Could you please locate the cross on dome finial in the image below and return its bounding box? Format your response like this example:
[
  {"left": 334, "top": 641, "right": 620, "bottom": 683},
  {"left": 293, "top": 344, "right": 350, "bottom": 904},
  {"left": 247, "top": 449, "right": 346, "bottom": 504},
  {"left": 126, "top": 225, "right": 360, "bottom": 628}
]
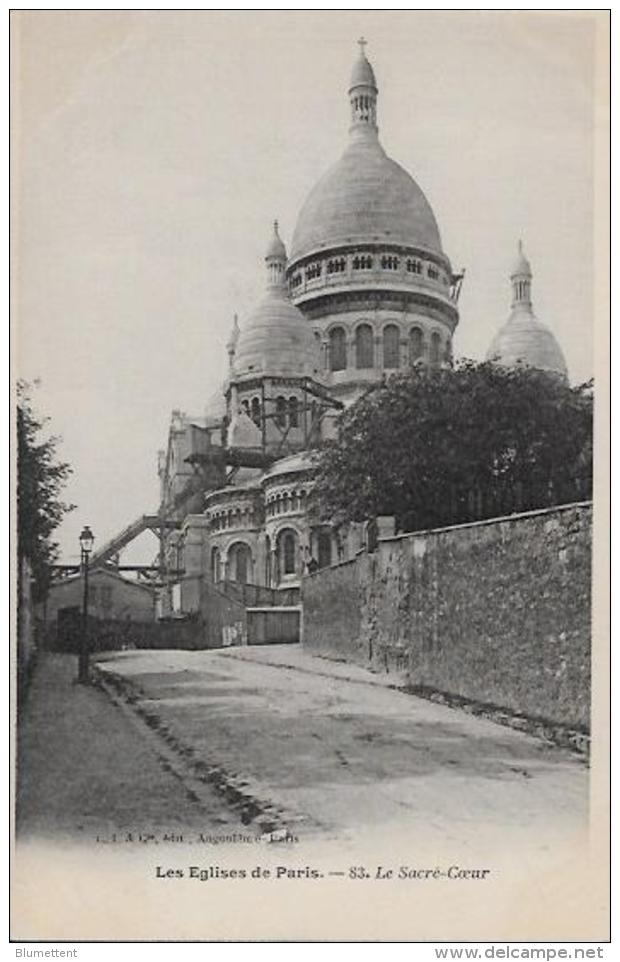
[
  {"left": 349, "top": 37, "right": 378, "bottom": 135},
  {"left": 265, "top": 219, "right": 287, "bottom": 287}
]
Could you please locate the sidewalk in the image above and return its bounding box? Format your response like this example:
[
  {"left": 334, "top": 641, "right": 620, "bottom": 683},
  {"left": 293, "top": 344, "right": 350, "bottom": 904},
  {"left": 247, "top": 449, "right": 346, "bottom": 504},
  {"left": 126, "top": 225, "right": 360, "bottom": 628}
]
[{"left": 16, "top": 652, "right": 242, "bottom": 843}]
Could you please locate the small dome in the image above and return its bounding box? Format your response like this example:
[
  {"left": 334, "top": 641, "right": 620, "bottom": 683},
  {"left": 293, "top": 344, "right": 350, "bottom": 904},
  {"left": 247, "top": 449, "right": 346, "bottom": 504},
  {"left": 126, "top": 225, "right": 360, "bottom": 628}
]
[
  {"left": 290, "top": 137, "right": 443, "bottom": 263},
  {"left": 350, "top": 52, "right": 376, "bottom": 90},
  {"left": 487, "top": 312, "right": 568, "bottom": 380},
  {"left": 266, "top": 220, "right": 286, "bottom": 261},
  {"left": 234, "top": 226, "right": 323, "bottom": 380},
  {"left": 511, "top": 240, "right": 532, "bottom": 277},
  {"left": 233, "top": 290, "right": 322, "bottom": 379}
]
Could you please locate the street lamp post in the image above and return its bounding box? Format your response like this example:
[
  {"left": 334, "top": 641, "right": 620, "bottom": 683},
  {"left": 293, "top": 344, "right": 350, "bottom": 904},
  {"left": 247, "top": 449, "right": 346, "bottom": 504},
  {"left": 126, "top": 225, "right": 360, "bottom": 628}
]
[{"left": 77, "top": 526, "right": 95, "bottom": 684}]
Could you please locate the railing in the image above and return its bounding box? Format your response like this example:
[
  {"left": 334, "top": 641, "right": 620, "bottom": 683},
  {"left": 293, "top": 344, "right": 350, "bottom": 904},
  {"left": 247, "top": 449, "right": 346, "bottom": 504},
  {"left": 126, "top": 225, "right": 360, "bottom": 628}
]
[{"left": 215, "top": 579, "right": 300, "bottom": 608}]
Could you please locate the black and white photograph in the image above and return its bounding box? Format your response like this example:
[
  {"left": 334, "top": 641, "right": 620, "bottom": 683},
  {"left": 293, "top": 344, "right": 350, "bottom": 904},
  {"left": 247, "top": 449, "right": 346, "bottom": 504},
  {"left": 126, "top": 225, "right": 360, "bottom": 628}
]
[{"left": 11, "top": 9, "right": 610, "bottom": 943}]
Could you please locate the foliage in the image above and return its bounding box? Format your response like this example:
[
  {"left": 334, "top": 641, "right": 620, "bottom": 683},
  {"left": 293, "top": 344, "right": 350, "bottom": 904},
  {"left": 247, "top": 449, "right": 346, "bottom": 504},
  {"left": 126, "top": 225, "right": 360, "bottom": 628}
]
[
  {"left": 311, "top": 361, "right": 593, "bottom": 533},
  {"left": 17, "top": 381, "right": 75, "bottom": 601}
]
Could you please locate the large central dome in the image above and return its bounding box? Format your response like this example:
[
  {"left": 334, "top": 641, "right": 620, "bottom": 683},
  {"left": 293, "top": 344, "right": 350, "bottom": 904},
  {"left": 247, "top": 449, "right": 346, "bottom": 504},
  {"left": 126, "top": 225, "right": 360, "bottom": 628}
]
[
  {"left": 289, "top": 46, "right": 443, "bottom": 265},
  {"left": 290, "top": 137, "right": 443, "bottom": 263}
]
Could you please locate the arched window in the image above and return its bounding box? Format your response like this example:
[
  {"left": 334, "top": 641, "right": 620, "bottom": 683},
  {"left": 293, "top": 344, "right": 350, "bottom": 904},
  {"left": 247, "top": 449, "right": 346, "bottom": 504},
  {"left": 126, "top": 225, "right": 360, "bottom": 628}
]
[
  {"left": 229, "top": 542, "right": 252, "bottom": 585},
  {"left": 383, "top": 324, "right": 400, "bottom": 369},
  {"left": 241, "top": 399, "right": 250, "bottom": 417},
  {"left": 381, "top": 255, "right": 399, "bottom": 270},
  {"left": 288, "top": 396, "right": 299, "bottom": 428},
  {"left": 356, "top": 324, "right": 374, "bottom": 369},
  {"left": 329, "top": 327, "right": 347, "bottom": 372},
  {"left": 410, "top": 327, "right": 424, "bottom": 363},
  {"left": 317, "top": 531, "right": 332, "bottom": 570},
  {"left": 251, "top": 397, "right": 261, "bottom": 427},
  {"left": 211, "top": 547, "right": 221, "bottom": 583},
  {"left": 275, "top": 396, "right": 286, "bottom": 428},
  {"left": 279, "top": 529, "right": 298, "bottom": 577},
  {"left": 430, "top": 331, "right": 442, "bottom": 366}
]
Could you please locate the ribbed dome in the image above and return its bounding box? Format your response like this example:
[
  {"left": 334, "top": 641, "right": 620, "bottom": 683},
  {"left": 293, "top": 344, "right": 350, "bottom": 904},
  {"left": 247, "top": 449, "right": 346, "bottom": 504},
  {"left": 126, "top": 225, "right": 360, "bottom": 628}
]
[
  {"left": 289, "top": 136, "right": 443, "bottom": 263},
  {"left": 233, "top": 291, "right": 322, "bottom": 379},
  {"left": 487, "top": 312, "right": 568, "bottom": 380}
]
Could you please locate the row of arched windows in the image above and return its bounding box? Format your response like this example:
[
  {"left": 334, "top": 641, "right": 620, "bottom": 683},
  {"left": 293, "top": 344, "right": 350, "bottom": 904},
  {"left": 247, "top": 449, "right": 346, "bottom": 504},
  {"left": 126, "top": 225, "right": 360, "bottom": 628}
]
[
  {"left": 289, "top": 253, "right": 450, "bottom": 289},
  {"left": 328, "top": 324, "right": 448, "bottom": 372},
  {"left": 241, "top": 394, "right": 314, "bottom": 431},
  {"left": 210, "top": 505, "right": 255, "bottom": 532},
  {"left": 266, "top": 489, "right": 308, "bottom": 518},
  {"left": 326, "top": 258, "right": 346, "bottom": 275},
  {"left": 239, "top": 397, "right": 263, "bottom": 427},
  {"left": 353, "top": 94, "right": 373, "bottom": 112},
  {"left": 381, "top": 255, "right": 399, "bottom": 270},
  {"left": 211, "top": 531, "right": 300, "bottom": 585}
]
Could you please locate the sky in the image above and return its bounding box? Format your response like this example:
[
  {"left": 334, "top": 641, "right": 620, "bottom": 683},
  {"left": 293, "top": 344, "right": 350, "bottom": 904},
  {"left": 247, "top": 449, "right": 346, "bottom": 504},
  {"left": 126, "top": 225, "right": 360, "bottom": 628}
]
[{"left": 13, "top": 10, "right": 604, "bottom": 565}]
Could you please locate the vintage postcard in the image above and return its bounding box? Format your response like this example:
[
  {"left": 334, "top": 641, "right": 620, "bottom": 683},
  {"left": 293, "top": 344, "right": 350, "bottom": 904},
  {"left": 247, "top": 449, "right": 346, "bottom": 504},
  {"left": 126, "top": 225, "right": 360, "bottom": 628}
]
[{"left": 11, "top": 9, "right": 610, "bottom": 943}]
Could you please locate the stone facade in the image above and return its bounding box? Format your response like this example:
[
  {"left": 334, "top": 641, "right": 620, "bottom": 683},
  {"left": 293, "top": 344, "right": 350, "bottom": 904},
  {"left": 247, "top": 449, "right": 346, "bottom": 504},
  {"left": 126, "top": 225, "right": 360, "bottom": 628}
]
[
  {"left": 302, "top": 503, "right": 592, "bottom": 730},
  {"left": 158, "top": 47, "right": 463, "bottom": 611},
  {"left": 155, "top": 45, "right": 569, "bottom": 615}
]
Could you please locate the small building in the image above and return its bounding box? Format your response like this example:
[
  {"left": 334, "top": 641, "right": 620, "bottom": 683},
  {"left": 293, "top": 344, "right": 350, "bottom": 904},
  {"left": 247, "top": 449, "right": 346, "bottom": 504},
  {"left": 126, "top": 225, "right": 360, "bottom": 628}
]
[{"left": 43, "top": 568, "right": 156, "bottom": 647}]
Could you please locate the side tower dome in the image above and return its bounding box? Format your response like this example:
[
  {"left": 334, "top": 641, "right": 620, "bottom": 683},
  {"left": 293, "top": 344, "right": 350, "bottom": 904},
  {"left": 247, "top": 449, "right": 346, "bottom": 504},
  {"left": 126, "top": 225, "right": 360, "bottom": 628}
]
[
  {"left": 226, "top": 224, "right": 326, "bottom": 456},
  {"left": 233, "top": 222, "right": 322, "bottom": 380},
  {"left": 487, "top": 242, "right": 568, "bottom": 380},
  {"left": 286, "top": 41, "right": 461, "bottom": 402}
]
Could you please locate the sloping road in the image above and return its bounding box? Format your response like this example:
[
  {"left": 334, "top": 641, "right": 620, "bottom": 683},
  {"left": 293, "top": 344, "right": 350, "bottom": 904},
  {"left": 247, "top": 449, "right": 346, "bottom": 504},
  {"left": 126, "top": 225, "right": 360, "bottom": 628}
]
[{"left": 94, "top": 645, "right": 588, "bottom": 849}]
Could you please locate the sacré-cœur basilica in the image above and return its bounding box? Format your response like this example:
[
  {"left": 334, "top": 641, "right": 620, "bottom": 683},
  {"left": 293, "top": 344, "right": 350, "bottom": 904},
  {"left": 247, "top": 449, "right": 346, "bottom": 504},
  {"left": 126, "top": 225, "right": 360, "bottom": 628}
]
[{"left": 92, "top": 42, "right": 568, "bottom": 616}]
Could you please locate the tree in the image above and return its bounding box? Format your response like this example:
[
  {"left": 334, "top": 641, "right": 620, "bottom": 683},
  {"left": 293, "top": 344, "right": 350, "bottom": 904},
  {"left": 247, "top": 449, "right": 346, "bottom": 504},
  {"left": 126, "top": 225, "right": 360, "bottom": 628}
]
[
  {"left": 311, "top": 361, "right": 593, "bottom": 533},
  {"left": 17, "top": 381, "right": 75, "bottom": 602}
]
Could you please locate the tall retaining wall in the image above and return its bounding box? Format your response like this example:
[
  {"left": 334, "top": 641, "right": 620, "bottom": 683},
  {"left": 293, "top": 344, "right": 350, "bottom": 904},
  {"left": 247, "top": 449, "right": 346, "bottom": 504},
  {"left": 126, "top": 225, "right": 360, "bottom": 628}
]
[{"left": 302, "top": 502, "right": 592, "bottom": 731}]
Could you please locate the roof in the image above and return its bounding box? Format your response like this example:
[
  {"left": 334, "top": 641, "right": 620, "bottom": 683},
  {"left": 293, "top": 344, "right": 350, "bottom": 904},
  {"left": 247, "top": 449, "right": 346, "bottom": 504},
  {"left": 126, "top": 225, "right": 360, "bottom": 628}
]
[
  {"left": 511, "top": 240, "right": 532, "bottom": 277},
  {"left": 261, "top": 451, "right": 316, "bottom": 481},
  {"left": 349, "top": 52, "right": 377, "bottom": 90},
  {"left": 289, "top": 136, "right": 443, "bottom": 264},
  {"left": 48, "top": 567, "right": 156, "bottom": 595},
  {"left": 233, "top": 289, "right": 322, "bottom": 379},
  {"left": 487, "top": 310, "right": 568, "bottom": 380},
  {"left": 265, "top": 221, "right": 287, "bottom": 260}
]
